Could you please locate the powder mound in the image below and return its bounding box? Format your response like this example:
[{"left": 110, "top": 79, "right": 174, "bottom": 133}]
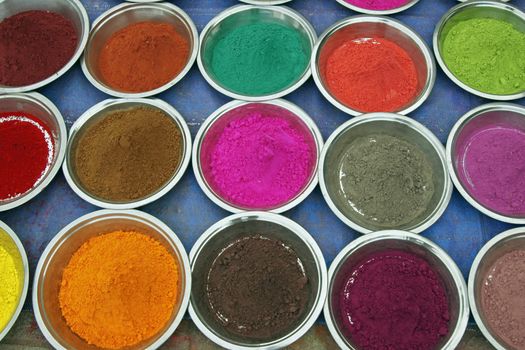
[
  {"left": 325, "top": 37, "right": 418, "bottom": 113},
  {"left": 0, "top": 10, "right": 78, "bottom": 87},
  {"left": 205, "top": 111, "right": 315, "bottom": 209},
  {"left": 338, "top": 250, "right": 450, "bottom": 350},
  {"left": 206, "top": 236, "right": 309, "bottom": 340},
  {"left": 0, "top": 236, "right": 21, "bottom": 332},
  {"left": 59, "top": 231, "right": 179, "bottom": 350},
  {"left": 344, "top": 0, "right": 411, "bottom": 10}
]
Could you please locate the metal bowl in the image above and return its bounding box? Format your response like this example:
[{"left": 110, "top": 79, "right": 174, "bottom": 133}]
[
  {"left": 335, "top": 0, "right": 420, "bottom": 15},
  {"left": 446, "top": 103, "right": 525, "bottom": 224},
  {"left": 193, "top": 99, "right": 323, "bottom": 213},
  {"left": 63, "top": 98, "right": 192, "bottom": 209},
  {"left": 324, "top": 230, "right": 469, "bottom": 350},
  {"left": 469, "top": 227, "right": 525, "bottom": 350},
  {"left": 189, "top": 211, "right": 327, "bottom": 350},
  {"left": 198, "top": 5, "right": 317, "bottom": 101},
  {"left": 312, "top": 16, "right": 435, "bottom": 116},
  {"left": 433, "top": 1, "right": 525, "bottom": 100},
  {"left": 239, "top": 0, "right": 292, "bottom": 4},
  {"left": 0, "top": 221, "right": 29, "bottom": 342},
  {"left": 81, "top": 2, "right": 198, "bottom": 98},
  {"left": 0, "top": 0, "right": 89, "bottom": 93},
  {"left": 319, "top": 113, "right": 452, "bottom": 234},
  {"left": 0, "top": 93, "right": 67, "bottom": 212},
  {"left": 33, "top": 209, "right": 191, "bottom": 350}
]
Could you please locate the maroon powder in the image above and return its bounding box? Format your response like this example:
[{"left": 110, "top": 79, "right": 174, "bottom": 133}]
[
  {"left": 0, "top": 10, "right": 78, "bottom": 87},
  {"left": 337, "top": 250, "right": 450, "bottom": 350}
]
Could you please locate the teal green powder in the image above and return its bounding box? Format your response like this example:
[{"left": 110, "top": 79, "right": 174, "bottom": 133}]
[{"left": 207, "top": 22, "right": 309, "bottom": 96}]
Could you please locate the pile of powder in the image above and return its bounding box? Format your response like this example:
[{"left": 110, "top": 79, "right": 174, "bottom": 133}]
[
  {"left": 0, "top": 112, "right": 54, "bottom": 201},
  {"left": 74, "top": 106, "right": 183, "bottom": 202},
  {"left": 337, "top": 250, "right": 450, "bottom": 350},
  {"left": 206, "top": 235, "right": 309, "bottom": 340},
  {"left": 344, "top": 0, "right": 411, "bottom": 10},
  {"left": 337, "top": 134, "right": 434, "bottom": 228},
  {"left": 457, "top": 126, "right": 525, "bottom": 216},
  {"left": 98, "top": 22, "right": 189, "bottom": 93},
  {"left": 0, "top": 229, "right": 22, "bottom": 332},
  {"left": 59, "top": 231, "right": 180, "bottom": 349},
  {"left": 442, "top": 18, "right": 525, "bottom": 95},
  {"left": 325, "top": 37, "right": 418, "bottom": 112},
  {"left": 0, "top": 10, "right": 77, "bottom": 87},
  {"left": 209, "top": 22, "right": 309, "bottom": 95},
  {"left": 481, "top": 249, "right": 525, "bottom": 350},
  {"left": 204, "top": 110, "right": 315, "bottom": 209}
]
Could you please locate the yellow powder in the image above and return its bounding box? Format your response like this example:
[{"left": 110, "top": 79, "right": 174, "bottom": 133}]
[{"left": 0, "top": 228, "right": 23, "bottom": 332}]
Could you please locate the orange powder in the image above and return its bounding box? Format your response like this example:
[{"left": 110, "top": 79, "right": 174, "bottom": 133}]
[{"left": 59, "top": 231, "right": 180, "bottom": 349}]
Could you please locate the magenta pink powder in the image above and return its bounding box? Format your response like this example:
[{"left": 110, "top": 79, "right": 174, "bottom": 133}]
[
  {"left": 344, "top": 0, "right": 411, "bottom": 10},
  {"left": 201, "top": 106, "right": 316, "bottom": 209}
]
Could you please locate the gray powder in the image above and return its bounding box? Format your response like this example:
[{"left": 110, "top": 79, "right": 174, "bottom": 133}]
[{"left": 338, "top": 134, "right": 434, "bottom": 227}]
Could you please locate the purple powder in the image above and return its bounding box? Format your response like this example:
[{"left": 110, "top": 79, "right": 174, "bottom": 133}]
[
  {"left": 344, "top": 0, "right": 411, "bottom": 11},
  {"left": 457, "top": 126, "right": 525, "bottom": 216}
]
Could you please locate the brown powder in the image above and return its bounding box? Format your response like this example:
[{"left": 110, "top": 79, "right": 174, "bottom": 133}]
[{"left": 74, "top": 106, "right": 183, "bottom": 201}]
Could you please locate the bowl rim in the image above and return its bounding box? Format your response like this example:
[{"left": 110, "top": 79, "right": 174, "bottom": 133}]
[
  {"left": 311, "top": 15, "right": 436, "bottom": 117},
  {"left": 62, "top": 97, "right": 192, "bottom": 210},
  {"left": 324, "top": 230, "right": 469, "bottom": 350},
  {"left": 468, "top": 226, "right": 525, "bottom": 350},
  {"left": 0, "top": 220, "right": 29, "bottom": 342},
  {"left": 446, "top": 102, "right": 525, "bottom": 224},
  {"left": 433, "top": 0, "right": 525, "bottom": 101},
  {"left": 319, "top": 112, "right": 452, "bottom": 234},
  {"left": 197, "top": 4, "right": 318, "bottom": 101},
  {"left": 0, "top": 92, "right": 68, "bottom": 212},
  {"left": 32, "top": 209, "right": 192, "bottom": 350},
  {"left": 334, "top": 0, "right": 420, "bottom": 15},
  {"left": 192, "top": 98, "right": 324, "bottom": 214},
  {"left": 80, "top": 2, "right": 199, "bottom": 98},
  {"left": 188, "top": 211, "right": 328, "bottom": 350},
  {"left": 239, "top": 0, "right": 292, "bottom": 4},
  {"left": 0, "top": 0, "right": 90, "bottom": 93}
]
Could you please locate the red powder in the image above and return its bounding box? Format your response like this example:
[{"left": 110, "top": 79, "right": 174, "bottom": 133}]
[
  {"left": 325, "top": 37, "right": 418, "bottom": 113},
  {"left": 337, "top": 250, "right": 450, "bottom": 350},
  {"left": 0, "top": 112, "right": 54, "bottom": 200}
]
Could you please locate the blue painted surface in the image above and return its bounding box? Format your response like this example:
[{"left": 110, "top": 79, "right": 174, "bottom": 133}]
[{"left": 1, "top": 0, "right": 524, "bottom": 315}]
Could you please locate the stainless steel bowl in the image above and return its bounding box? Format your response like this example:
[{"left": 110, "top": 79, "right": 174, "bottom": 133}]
[
  {"left": 434, "top": 1, "right": 525, "bottom": 100},
  {"left": 81, "top": 2, "right": 198, "bottom": 98},
  {"left": 193, "top": 99, "right": 323, "bottom": 213},
  {"left": 239, "top": 0, "right": 292, "bottom": 4},
  {"left": 0, "top": 0, "right": 89, "bottom": 93},
  {"left": 335, "top": 0, "right": 420, "bottom": 15},
  {"left": 319, "top": 113, "right": 452, "bottom": 234},
  {"left": 0, "top": 93, "right": 67, "bottom": 212},
  {"left": 33, "top": 209, "right": 192, "bottom": 350},
  {"left": 469, "top": 227, "right": 525, "bottom": 350},
  {"left": 0, "top": 221, "right": 29, "bottom": 342},
  {"left": 446, "top": 103, "right": 525, "bottom": 224},
  {"left": 198, "top": 5, "right": 317, "bottom": 101},
  {"left": 312, "top": 16, "right": 435, "bottom": 116},
  {"left": 63, "top": 98, "right": 192, "bottom": 209},
  {"left": 324, "top": 230, "right": 469, "bottom": 350},
  {"left": 189, "top": 211, "right": 327, "bottom": 350}
]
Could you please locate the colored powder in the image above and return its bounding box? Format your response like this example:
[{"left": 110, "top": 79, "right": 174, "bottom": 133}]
[
  {"left": 325, "top": 37, "right": 418, "bottom": 113},
  {"left": 0, "top": 10, "right": 78, "bottom": 87},
  {"left": 336, "top": 250, "right": 450, "bottom": 350},
  {"left": 98, "top": 22, "right": 190, "bottom": 93},
  {"left": 205, "top": 235, "right": 309, "bottom": 340},
  {"left": 336, "top": 134, "right": 434, "bottom": 228},
  {"left": 457, "top": 126, "right": 525, "bottom": 216},
  {"left": 202, "top": 109, "right": 315, "bottom": 209},
  {"left": 59, "top": 231, "right": 180, "bottom": 349},
  {"left": 442, "top": 18, "right": 525, "bottom": 95},
  {"left": 0, "top": 112, "right": 54, "bottom": 201},
  {"left": 0, "top": 229, "right": 23, "bottom": 333},
  {"left": 208, "top": 22, "right": 309, "bottom": 96},
  {"left": 481, "top": 249, "right": 525, "bottom": 350},
  {"left": 344, "top": 0, "right": 411, "bottom": 10},
  {"left": 74, "top": 106, "right": 183, "bottom": 202}
]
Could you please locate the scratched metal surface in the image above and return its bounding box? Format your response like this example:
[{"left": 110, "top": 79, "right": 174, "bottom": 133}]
[{"left": 0, "top": 0, "right": 524, "bottom": 318}]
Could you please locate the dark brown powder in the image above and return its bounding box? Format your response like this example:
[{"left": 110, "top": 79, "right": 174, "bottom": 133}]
[
  {"left": 74, "top": 106, "right": 183, "bottom": 201},
  {"left": 206, "top": 235, "right": 309, "bottom": 340}
]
